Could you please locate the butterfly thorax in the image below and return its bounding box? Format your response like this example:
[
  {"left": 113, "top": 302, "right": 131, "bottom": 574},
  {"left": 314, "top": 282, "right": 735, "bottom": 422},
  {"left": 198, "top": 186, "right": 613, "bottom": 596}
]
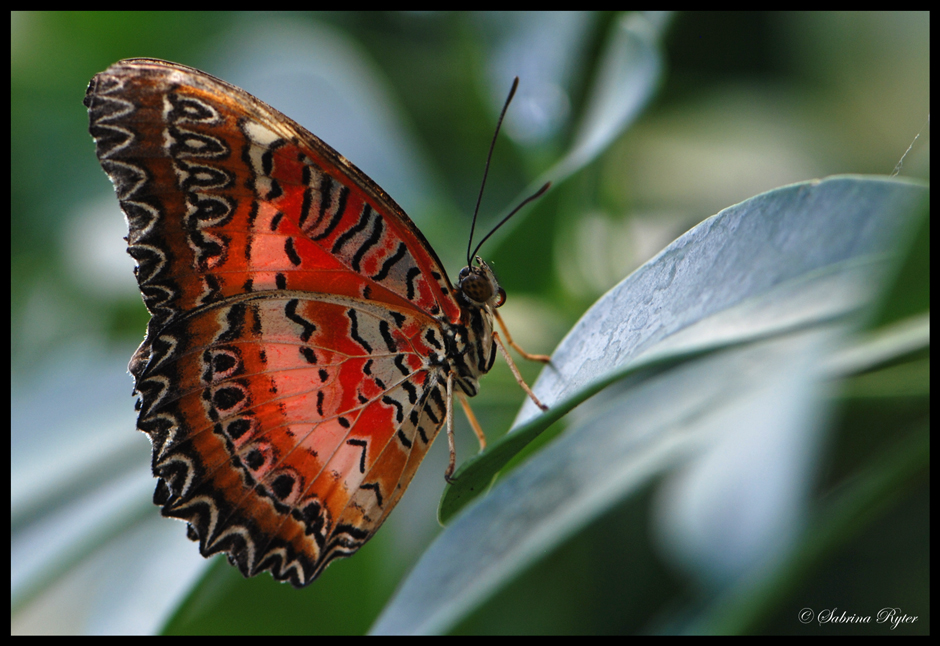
[{"left": 443, "top": 257, "right": 503, "bottom": 398}]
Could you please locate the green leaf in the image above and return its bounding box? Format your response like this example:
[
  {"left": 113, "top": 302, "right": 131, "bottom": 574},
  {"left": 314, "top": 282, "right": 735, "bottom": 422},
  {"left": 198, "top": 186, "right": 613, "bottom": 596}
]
[{"left": 371, "top": 176, "right": 927, "bottom": 635}]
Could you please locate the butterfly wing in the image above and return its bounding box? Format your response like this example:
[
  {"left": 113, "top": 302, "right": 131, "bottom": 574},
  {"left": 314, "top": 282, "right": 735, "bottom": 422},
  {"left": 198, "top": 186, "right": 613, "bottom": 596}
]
[
  {"left": 86, "top": 59, "right": 463, "bottom": 586},
  {"left": 141, "top": 292, "right": 450, "bottom": 586}
]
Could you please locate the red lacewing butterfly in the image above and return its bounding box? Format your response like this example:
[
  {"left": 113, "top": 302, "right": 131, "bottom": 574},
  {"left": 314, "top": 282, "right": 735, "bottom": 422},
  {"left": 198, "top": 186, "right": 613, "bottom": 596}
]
[{"left": 85, "top": 59, "right": 549, "bottom": 587}]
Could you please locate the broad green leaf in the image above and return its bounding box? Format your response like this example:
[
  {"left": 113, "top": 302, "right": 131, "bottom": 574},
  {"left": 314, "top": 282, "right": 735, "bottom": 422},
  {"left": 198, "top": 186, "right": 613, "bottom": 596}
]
[
  {"left": 441, "top": 176, "right": 926, "bottom": 521},
  {"left": 370, "top": 176, "right": 926, "bottom": 634}
]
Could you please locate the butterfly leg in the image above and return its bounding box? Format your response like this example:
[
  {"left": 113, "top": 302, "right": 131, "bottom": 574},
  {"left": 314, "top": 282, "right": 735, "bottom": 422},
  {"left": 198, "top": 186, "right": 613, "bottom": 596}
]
[
  {"left": 445, "top": 373, "right": 458, "bottom": 483},
  {"left": 457, "top": 391, "right": 487, "bottom": 451},
  {"left": 493, "top": 309, "right": 551, "bottom": 363},
  {"left": 493, "top": 331, "right": 549, "bottom": 412},
  {"left": 444, "top": 387, "right": 490, "bottom": 484}
]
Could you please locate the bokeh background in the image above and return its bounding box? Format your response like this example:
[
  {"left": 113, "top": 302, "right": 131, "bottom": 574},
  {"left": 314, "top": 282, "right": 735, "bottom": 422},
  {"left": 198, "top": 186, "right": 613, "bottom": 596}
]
[{"left": 11, "top": 11, "right": 928, "bottom": 634}]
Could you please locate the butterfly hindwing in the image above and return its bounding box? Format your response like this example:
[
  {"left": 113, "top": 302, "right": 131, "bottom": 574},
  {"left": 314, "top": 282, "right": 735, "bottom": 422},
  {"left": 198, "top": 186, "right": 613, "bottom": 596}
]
[{"left": 138, "top": 291, "right": 446, "bottom": 585}]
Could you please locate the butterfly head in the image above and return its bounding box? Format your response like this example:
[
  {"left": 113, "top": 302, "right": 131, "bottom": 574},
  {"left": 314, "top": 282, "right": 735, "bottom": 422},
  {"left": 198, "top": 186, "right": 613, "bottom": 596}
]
[{"left": 457, "top": 257, "right": 506, "bottom": 310}]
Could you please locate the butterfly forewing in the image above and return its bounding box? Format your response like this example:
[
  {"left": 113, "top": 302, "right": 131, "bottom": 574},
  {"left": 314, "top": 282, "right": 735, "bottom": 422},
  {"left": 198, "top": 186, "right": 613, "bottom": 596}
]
[{"left": 85, "top": 58, "right": 473, "bottom": 586}]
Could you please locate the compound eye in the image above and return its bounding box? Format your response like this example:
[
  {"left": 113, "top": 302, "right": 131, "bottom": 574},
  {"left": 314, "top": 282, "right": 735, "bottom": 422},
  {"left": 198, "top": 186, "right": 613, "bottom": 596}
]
[{"left": 459, "top": 271, "right": 493, "bottom": 304}]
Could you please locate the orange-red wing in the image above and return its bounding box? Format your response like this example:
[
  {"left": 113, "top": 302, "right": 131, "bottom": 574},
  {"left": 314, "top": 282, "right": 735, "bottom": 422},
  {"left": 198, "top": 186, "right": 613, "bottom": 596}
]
[
  {"left": 140, "top": 292, "right": 448, "bottom": 587},
  {"left": 84, "top": 59, "right": 461, "bottom": 343},
  {"left": 85, "top": 59, "right": 464, "bottom": 586}
]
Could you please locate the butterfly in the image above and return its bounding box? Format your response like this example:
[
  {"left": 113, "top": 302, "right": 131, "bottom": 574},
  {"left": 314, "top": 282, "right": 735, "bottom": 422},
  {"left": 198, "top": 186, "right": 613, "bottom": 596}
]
[{"left": 85, "top": 58, "right": 549, "bottom": 587}]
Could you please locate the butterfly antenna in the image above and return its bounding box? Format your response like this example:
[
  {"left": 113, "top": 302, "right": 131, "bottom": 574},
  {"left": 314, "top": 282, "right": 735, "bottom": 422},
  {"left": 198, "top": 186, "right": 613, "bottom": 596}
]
[
  {"left": 469, "top": 181, "right": 551, "bottom": 262},
  {"left": 467, "top": 77, "right": 519, "bottom": 267}
]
